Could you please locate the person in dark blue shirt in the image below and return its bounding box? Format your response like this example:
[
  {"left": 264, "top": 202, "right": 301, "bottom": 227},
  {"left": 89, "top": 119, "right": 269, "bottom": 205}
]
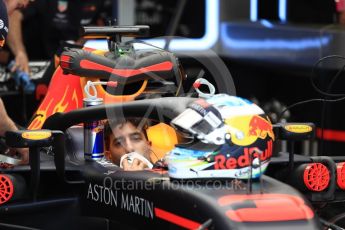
[
  {"left": 0, "top": 0, "right": 31, "bottom": 164},
  {"left": 7, "top": 0, "right": 112, "bottom": 73}
]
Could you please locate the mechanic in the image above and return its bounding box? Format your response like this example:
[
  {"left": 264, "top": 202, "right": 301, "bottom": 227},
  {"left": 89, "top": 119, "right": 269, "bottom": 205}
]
[
  {"left": 0, "top": 0, "right": 31, "bottom": 164},
  {"left": 104, "top": 118, "right": 153, "bottom": 171},
  {"left": 7, "top": 0, "right": 111, "bottom": 73}
]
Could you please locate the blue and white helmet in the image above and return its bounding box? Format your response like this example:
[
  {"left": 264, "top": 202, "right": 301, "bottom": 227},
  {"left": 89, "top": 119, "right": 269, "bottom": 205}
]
[{"left": 165, "top": 94, "right": 275, "bottom": 179}]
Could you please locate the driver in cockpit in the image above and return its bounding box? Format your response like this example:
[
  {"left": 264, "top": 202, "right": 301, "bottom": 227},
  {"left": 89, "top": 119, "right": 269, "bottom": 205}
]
[{"left": 104, "top": 118, "right": 153, "bottom": 171}]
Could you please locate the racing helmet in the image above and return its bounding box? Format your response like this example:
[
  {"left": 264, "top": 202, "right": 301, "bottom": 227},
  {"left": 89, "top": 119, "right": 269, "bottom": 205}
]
[{"left": 165, "top": 94, "right": 275, "bottom": 179}]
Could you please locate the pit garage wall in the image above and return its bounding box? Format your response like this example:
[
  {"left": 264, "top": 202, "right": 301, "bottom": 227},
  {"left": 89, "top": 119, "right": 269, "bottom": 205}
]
[
  {"left": 72, "top": 0, "right": 345, "bottom": 155},
  {"left": 217, "top": 0, "right": 345, "bottom": 156}
]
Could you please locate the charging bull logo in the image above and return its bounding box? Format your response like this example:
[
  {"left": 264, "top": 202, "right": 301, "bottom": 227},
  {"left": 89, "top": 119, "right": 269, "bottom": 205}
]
[
  {"left": 248, "top": 115, "right": 275, "bottom": 140},
  {"left": 28, "top": 67, "right": 83, "bottom": 130},
  {"left": 224, "top": 115, "right": 274, "bottom": 147}
]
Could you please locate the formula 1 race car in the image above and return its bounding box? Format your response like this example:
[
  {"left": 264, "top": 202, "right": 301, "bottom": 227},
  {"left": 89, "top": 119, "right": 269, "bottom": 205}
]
[
  {"left": 0, "top": 95, "right": 321, "bottom": 230},
  {"left": 0, "top": 26, "right": 345, "bottom": 230}
]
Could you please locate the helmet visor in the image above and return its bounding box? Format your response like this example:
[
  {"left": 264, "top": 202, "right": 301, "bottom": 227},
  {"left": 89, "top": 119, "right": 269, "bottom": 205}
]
[{"left": 171, "top": 108, "right": 222, "bottom": 137}]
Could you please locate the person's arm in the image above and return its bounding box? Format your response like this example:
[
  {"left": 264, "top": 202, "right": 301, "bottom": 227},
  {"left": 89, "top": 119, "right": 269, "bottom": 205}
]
[
  {"left": 0, "top": 98, "right": 29, "bottom": 164},
  {"left": 7, "top": 10, "right": 29, "bottom": 74},
  {"left": 0, "top": 98, "right": 19, "bottom": 136}
]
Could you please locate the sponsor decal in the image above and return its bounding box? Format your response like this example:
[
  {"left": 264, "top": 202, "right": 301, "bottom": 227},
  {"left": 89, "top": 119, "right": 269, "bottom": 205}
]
[
  {"left": 225, "top": 115, "right": 274, "bottom": 146},
  {"left": 189, "top": 99, "right": 213, "bottom": 116},
  {"left": 22, "top": 131, "right": 52, "bottom": 140},
  {"left": 189, "top": 102, "right": 207, "bottom": 116},
  {"left": 284, "top": 124, "right": 312, "bottom": 134},
  {"left": 87, "top": 181, "right": 201, "bottom": 228},
  {"left": 248, "top": 115, "right": 274, "bottom": 140},
  {"left": 87, "top": 182, "right": 154, "bottom": 219},
  {"left": 28, "top": 68, "right": 82, "bottom": 130},
  {"left": 214, "top": 140, "right": 273, "bottom": 169}
]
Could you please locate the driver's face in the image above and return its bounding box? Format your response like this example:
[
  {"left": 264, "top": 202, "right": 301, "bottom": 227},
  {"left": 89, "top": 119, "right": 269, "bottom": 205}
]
[
  {"left": 106, "top": 122, "right": 151, "bottom": 165},
  {"left": 4, "top": 0, "right": 31, "bottom": 15}
]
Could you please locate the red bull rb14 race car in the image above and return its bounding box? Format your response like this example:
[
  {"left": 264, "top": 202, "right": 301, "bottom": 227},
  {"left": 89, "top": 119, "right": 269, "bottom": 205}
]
[
  {"left": 1, "top": 95, "right": 322, "bottom": 230},
  {"left": 0, "top": 25, "right": 344, "bottom": 230}
]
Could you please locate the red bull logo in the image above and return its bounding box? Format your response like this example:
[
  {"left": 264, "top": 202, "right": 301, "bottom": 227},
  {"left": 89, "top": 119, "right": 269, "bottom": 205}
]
[
  {"left": 28, "top": 67, "right": 83, "bottom": 130},
  {"left": 248, "top": 115, "right": 275, "bottom": 140},
  {"left": 214, "top": 140, "right": 273, "bottom": 169},
  {"left": 84, "top": 120, "right": 104, "bottom": 161},
  {"left": 224, "top": 115, "right": 275, "bottom": 147}
]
